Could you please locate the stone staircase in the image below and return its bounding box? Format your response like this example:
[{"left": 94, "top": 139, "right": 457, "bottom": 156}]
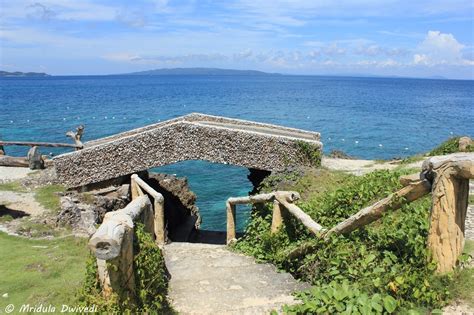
[{"left": 163, "top": 242, "right": 308, "bottom": 315}]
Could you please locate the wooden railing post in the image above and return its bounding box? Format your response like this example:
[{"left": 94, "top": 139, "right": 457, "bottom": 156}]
[
  {"left": 131, "top": 174, "right": 166, "bottom": 245},
  {"left": 423, "top": 154, "right": 474, "bottom": 273},
  {"left": 226, "top": 201, "right": 236, "bottom": 244},
  {"left": 131, "top": 178, "right": 139, "bottom": 200},
  {"left": 271, "top": 200, "right": 283, "bottom": 234},
  {"left": 154, "top": 198, "right": 165, "bottom": 245},
  {"left": 96, "top": 227, "right": 135, "bottom": 301},
  {"left": 89, "top": 196, "right": 152, "bottom": 302}
]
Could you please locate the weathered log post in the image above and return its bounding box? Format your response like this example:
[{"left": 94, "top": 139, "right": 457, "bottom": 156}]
[
  {"left": 154, "top": 197, "right": 165, "bottom": 245},
  {"left": 88, "top": 195, "right": 152, "bottom": 302},
  {"left": 423, "top": 153, "right": 474, "bottom": 273},
  {"left": 130, "top": 174, "right": 166, "bottom": 245},
  {"left": 271, "top": 200, "right": 284, "bottom": 233},
  {"left": 226, "top": 201, "right": 237, "bottom": 244},
  {"left": 66, "top": 125, "right": 84, "bottom": 150},
  {"left": 27, "top": 146, "right": 44, "bottom": 170}
]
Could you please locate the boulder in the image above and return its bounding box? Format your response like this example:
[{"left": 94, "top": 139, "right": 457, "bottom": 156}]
[{"left": 459, "top": 136, "right": 472, "bottom": 152}]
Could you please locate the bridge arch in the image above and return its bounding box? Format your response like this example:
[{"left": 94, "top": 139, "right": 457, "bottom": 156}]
[{"left": 54, "top": 113, "right": 322, "bottom": 188}]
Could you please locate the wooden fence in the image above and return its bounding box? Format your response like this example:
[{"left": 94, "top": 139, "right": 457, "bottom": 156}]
[
  {"left": 226, "top": 153, "right": 473, "bottom": 273},
  {"left": 88, "top": 173, "right": 165, "bottom": 301}
]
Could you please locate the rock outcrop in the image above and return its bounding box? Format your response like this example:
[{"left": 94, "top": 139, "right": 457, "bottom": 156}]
[
  {"left": 57, "top": 184, "right": 130, "bottom": 236},
  {"left": 145, "top": 173, "right": 200, "bottom": 241}
]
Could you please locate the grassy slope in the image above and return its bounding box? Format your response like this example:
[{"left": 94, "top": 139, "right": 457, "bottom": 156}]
[{"left": 0, "top": 232, "right": 88, "bottom": 308}]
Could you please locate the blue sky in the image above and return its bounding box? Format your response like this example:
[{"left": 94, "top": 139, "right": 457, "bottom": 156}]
[{"left": 0, "top": 0, "right": 473, "bottom": 79}]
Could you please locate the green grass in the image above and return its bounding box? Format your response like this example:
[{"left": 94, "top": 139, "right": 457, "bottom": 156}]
[
  {"left": 398, "top": 155, "right": 425, "bottom": 165},
  {"left": 34, "top": 185, "right": 66, "bottom": 213},
  {"left": 261, "top": 168, "right": 351, "bottom": 201},
  {"left": 0, "top": 181, "right": 28, "bottom": 193},
  {"left": 448, "top": 240, "right": 474, "bottom": 307},
  {"left": 428, "top": 137, "right": 474, "bottom": 156},
  {"left": 15, "top": 220, "right": 67, "bottom": 238},
  {"left": 464, "top": 240, "right": 474, "bottom": 256},
  {"left": 0, "top": 232, "right": 89, "bottom": 308},
  {"left": 0, "top": 214, "right": 14, "bottom": 223}
]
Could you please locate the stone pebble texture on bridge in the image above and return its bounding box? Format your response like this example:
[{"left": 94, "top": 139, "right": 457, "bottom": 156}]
[{"left": 53, "top": 113, "right": 322, "bottom": 188}]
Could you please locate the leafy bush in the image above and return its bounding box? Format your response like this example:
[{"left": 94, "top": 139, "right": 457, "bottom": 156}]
[
  {"left": 428, "top": 137, "right": 473, "bottom": 156},
  {"left": 78, "top": 224, "right": 173, "bottom": 313},
  {"left": 234, "top": 170, "right": 453, "bottom": 312},
  {"left": 296, "top": 141, "right": 322, "bottom": 167},
  {"left": 283, "top": 280, "right": 400, "bottom": 314}
]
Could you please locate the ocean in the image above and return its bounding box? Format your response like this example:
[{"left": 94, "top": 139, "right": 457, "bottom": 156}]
[{"left": 1, "top": 75, "right": 473, "bottom": 231}]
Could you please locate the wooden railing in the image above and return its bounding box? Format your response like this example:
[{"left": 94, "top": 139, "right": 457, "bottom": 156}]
[
  {"left": 131, "top": 174, "right": 166, "bottom": 244},
  {"left": 226, "top": 191, "right": 324, "bottom": 244},
  {"left": 0, "top": 125, "right": 84, "bottom": 169},
  {"left": 88, "top": 173, "right": 165, "bottom": 301},
  {"left": 89, "top": 195, "right": 154, "bottom": 300},
  {"left": 227, "top": 153, "right": 473, "bottom": 273}
]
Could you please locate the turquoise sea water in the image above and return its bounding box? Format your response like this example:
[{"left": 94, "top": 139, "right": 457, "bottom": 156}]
[{"left": 1, "top": 75, "right": 473, "bottom": 231}]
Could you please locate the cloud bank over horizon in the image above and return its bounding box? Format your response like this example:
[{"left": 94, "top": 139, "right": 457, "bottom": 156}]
[{"left": 1, "top": 0, "right": 473, "bottom": 79}]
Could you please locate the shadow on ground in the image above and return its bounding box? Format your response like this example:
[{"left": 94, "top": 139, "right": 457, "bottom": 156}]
[{"left": 0, "top": 205, "right": 30, "bottom": 219}]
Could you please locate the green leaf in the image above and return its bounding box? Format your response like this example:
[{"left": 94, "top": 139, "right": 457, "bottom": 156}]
[{"left": 383, "top": 295, "right": 397, "bottom": 313}]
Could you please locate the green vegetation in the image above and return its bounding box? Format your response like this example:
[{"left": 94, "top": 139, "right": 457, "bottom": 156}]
[
  {"left": 448, "top": 240, "right": 474, "bottom": 308},
  {"left": 34, "top": 184, "right": 65, "bottom": 213},
  {"left": 0, "top": 181, "right": 27, "bottom": 193},
  {"left": 428, "top": 137, "right": 473, "bottom": 156},
  {"left": 398, "top": 155, "right": 425, "bottom": 165},
  {"left": 234, "top": 169, "right": 469, "bottom": 313},
  {"left": 0, "top": 232, "right": 88, "bottom": 308},
  {"left": 0, "top": 214, "right": 14, "bottom": 223},
  {"left": 296, "top": 141, "right": 322, "bottom": 167},
  {"left": 79, "top": 224, "right": 173, "bottom": 313}
]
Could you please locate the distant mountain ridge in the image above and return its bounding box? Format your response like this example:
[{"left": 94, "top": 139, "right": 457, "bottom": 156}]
[
  {"left": 0, "top": 71, "right": 50, "bottom": 77},
  {"left": 125, "top": 67, "right": 280, "bottom": 76}
]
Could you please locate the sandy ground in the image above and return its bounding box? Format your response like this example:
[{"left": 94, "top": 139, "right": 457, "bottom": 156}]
[
  {"left": 0, "top": 166, "right": 35, "bottom": 183},
  {"left": 0, "top": 190, "right": 46, "bottom": 217},
  {"left": 322, "top": 157, "right": 424, "bottom": 175}
]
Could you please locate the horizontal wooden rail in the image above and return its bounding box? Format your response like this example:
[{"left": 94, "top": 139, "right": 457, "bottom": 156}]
[
  {"left": 324, "top": 179, "right": 431, "bottom": 238},
  {"left": 275, "top": 192, "right": 325, "bottom": 235},
  {"left": 0, "top": 141, "right": 82, "bottom": 148}
]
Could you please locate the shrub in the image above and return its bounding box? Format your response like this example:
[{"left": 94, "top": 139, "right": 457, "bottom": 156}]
[
  {"left": 234, "top": 170, "right": 452, "bottom": 312},
  {"left": 428, "top": 137, "right": 473, "bottom": 156},
  {"left": 78, "top": 224, "right": 173, "bottom": 313}
]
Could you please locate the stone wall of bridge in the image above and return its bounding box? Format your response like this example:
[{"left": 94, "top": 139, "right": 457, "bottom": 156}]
[{"left": 54, "top": 114, "right": 322, "bottom": 188}]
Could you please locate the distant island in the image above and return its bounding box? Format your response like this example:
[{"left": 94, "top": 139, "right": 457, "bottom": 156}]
[
  {"left": 0, "top": 71, "right": 50, "bottom": 77},
  {"left": 125, "top": 68, "right": 280, "bottom": 76}
]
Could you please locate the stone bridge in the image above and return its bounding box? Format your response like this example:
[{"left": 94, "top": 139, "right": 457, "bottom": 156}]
[{"left": 54, "top": 113, "right": 322, "bottom": 187}]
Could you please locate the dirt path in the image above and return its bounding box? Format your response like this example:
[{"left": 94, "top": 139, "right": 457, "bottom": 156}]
[
  {"left": 0, "top": 190, "right": 46, "bottom": 217},
  {"left": 163, "top": 242, "right": 308, "bottom": 315},
  {"left": 322, "top": 157, "right": 423, "bottom": 175},
  {"left": 0, "top": 166, "right": 35, "bottom": 183}
]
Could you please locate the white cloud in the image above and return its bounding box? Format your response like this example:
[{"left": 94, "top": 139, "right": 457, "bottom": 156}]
[
  {"left": 412, "top": 30, "right": 471, "bottom": 66},
  {"left": 26, "top": 3, "right": 57, "bottom": 21}
]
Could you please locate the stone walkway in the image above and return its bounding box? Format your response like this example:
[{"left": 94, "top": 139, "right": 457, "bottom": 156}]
[{"left": 163, "top": 242, "right": 308, "bottom": 315}]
